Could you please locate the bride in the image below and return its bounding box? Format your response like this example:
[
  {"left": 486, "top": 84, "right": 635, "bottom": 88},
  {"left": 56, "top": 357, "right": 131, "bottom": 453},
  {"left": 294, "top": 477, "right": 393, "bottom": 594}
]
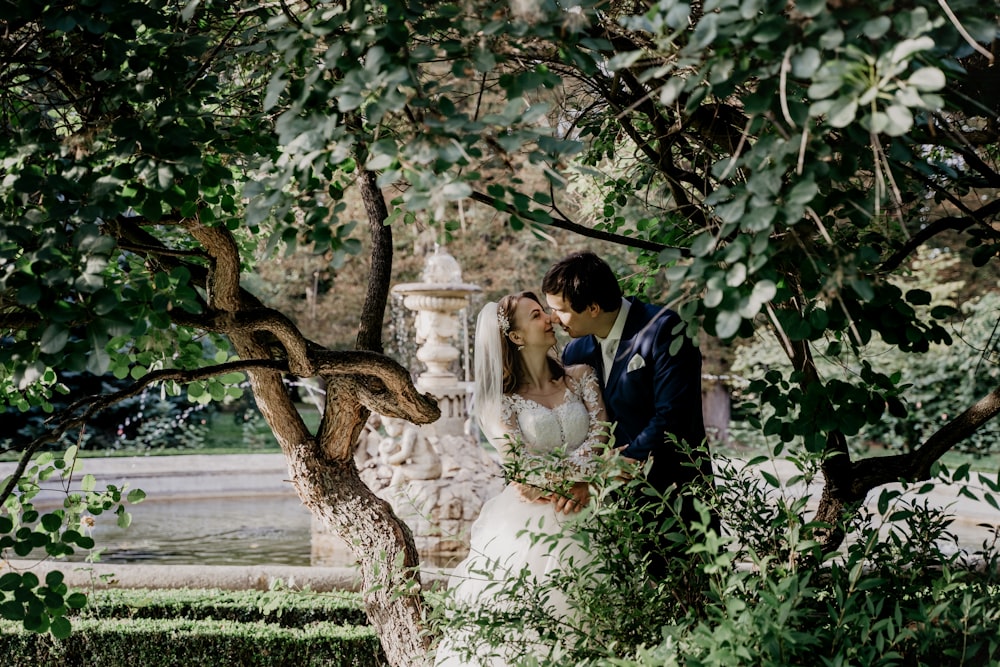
[{"left": 433, "top": 291, "right": 609, "bottom": 667}]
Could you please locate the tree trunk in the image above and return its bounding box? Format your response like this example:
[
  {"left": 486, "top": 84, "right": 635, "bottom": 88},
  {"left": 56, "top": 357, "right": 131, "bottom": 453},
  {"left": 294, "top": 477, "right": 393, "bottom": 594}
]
[
  {"left": 811, "top": 386, "right": 1000, "bottom": 551},
  {"left": 357, "top": 165, "right": 394, "bottom": 354},
  {"left": 187, "top": 218, "right": 437, "bottom": 666},
  {"left": 350, "top": 161, "right": 431, "bottom": 664}
]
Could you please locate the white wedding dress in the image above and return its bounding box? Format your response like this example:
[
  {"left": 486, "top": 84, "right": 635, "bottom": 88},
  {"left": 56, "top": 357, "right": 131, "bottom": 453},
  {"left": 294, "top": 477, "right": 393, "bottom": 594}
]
[{"left": 433, "top": 366, "right": 605, "bottom": 667}]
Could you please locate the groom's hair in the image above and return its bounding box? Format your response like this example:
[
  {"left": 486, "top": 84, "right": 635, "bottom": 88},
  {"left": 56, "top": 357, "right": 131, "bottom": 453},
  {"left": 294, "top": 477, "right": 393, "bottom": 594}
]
[{"left": 542, "top": 251, "right": 622, "bottom": 313}]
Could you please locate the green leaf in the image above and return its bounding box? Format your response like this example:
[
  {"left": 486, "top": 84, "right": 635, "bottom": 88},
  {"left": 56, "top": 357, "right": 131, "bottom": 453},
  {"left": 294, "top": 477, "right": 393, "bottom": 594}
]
[
  {"left": 365, "top": 153, "right": 395, "bottom": 170},
  {"left": 907, "top": 67, "right": 945, "bottom": 91},
  {"left": 887, "top": 36, "right": 934, "bottom": 66},
  {"left": 827, "top": 97, "right": 858, "bottom": 128},
  {"left": 714, "top": 195, "right": 747, "bottom": 223},
  {"left": 39, "top": 325, "right": 69, "bottom": 354},
  {"left": 66, "top": 592, "right": 87, "bottom": 609},
  {"left": 851, "top": 279, "right": 875, "bottom": 301},
  {"left": 883, "top": 105, "right": 913, "bottom": 136},
  {"left": 794, "top": 0, "right": 826, "bottom": 16},
  {"left": 905, "top": 289, "right": 931, "bottom": 305},
  {"left": 855, "top": 576, "right": 887, "bottom": 591},
  {"left": 23, "top": 611, "right": 48, "bottom": 633},
  {"left": 786, "top": 179, "right": 818, "bottom": 206},
  {"left": 740, "top": 205, "right": 777, "bottom": 232},
  {"left": 658, "top": 77, "right": 685, "bottom": 105},
  {"left": 715, "top": 310, "right": 742, "bottom": 339},
  {"left": 81, "top": 474, "right": 96, "bottom": 492},
  {"left": 17, "top": 283, "right": 42, "bottom": 305},
  {"left": 40, "top": 513, "right": 63, "bottom": 533},
  {"left": 740, "top": 280, "right": 777, "bottom": 318},
  {"left": 862, "top": 16, "right": 891, "bottom": 39},
  {"left": 791, "top": 48, "right": 821, "bottom": 78},
  {"left": 86, "top": 346, "right": 111, "bottom": 376},
  {"left": 0, "top": 572, "right": 21, "bottom": 591},
  {"left": 50, "top": 616, "right": 72, "bottom": 640},
  {"left": 689, "top": 13, "right": 718, "bottom": 50},
  {"left": 691, "top": 231, "right": 717, "bottom": 257},
  {"left": 726, "top": 263, "right": 747, "bottom": 287},
  {"left": 263, "top": 68, "right": 287, "bottom": 111}
]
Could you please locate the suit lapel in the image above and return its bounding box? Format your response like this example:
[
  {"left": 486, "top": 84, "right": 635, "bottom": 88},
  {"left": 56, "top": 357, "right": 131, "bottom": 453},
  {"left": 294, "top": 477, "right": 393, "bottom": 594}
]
[
  {"left": 576, "top": 335, "right": 605, "bottom": 387},
  {"left": 603, "top": 300, "right": 650, "bottom": 396}
]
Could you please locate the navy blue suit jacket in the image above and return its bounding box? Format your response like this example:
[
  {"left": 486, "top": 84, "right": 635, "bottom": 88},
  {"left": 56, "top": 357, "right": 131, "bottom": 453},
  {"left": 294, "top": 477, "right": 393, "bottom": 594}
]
[{"left": 562, "top": 297, "right": 711, "bottom": 495}]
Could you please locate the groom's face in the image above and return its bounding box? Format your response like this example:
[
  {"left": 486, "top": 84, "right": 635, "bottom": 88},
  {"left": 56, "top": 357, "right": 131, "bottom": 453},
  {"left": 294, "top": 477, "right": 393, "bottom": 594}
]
[{"left": 544, "top": 292, "right": 598, "bottom": 339}]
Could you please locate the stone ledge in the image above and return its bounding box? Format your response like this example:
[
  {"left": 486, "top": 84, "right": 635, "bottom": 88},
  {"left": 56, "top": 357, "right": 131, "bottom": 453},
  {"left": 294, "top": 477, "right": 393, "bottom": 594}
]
[{"left": 2, "top": 559, "right": 449, "bottom": 593}]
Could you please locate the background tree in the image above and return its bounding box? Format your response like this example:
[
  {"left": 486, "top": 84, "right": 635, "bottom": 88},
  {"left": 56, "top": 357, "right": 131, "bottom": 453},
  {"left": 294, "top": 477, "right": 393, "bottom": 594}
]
[
  {"left": 0, "top": 2, "right": 441, "bottom": 662},
  {"left": 258, "top": 0, "right": 999, "bottom": 546},
  {"left": 2, "top": 0, "right": 999, "bottom": 663}
]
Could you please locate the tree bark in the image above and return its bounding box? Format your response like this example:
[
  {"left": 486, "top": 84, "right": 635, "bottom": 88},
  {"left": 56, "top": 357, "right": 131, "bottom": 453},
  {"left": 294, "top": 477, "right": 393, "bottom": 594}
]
[{"left": 357, "top": 165, "right": 394, "bottom": 354}]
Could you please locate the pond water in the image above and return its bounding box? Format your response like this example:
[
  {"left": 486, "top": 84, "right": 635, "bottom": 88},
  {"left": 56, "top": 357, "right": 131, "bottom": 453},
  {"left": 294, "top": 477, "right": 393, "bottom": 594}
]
[
  {"left": 56, "top": 486, "right": 1000, "bottom": 568},
  {"left": 65, "top": 494, "right": 314, "bottom": 566}
]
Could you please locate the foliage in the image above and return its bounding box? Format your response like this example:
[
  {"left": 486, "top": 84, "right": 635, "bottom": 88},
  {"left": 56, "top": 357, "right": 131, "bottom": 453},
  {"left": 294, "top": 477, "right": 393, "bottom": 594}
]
[
  {"left": 1, "top": 447, "right": 142, "bottom": 638},
  {"left": 81, "top": 586, "right": 368, "bottom": 627},
  {"left": 429, "top": 451, "right": 1000, "bottom": 666},
  {"left": 111, "top": 393, "right": 213, "bottom": 452},
  {"left": 1, "top": 0, "right": 999, "bottom": 656},
  {"left": 0, "top": 586, "right": 381, "bottom": 666},
  {"left": 732, "top": 248, "right": 1000, "bottom": 457},
  {"left": 0, "top": 372, "right": 215, "bottom": 454}
]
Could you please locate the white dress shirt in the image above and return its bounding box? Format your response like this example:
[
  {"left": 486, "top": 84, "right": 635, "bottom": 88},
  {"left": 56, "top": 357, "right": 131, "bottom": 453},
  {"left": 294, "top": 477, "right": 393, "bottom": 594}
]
[{"left": 596, "top": 298, "right": 630, "bottom": 384}]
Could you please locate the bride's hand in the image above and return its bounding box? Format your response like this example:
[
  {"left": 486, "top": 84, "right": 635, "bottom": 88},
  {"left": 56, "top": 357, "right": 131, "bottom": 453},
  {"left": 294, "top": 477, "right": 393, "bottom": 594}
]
[{"left": 511, "top": 482, "right": 551, "bottom": 503}]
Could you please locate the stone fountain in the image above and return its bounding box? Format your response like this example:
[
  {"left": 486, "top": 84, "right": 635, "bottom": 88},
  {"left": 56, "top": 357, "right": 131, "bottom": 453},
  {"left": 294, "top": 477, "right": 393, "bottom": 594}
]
[
  {"left": 392, "top": 247, "right": 480, "bottom": 432},
  {"left": 311, "top": 247, "right": 505, "bottom": 568}
]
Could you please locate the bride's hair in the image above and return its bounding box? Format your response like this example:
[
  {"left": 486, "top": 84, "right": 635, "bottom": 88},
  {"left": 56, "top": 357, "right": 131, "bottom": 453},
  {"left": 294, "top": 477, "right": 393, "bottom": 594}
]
[{"left": 473, "top": 291, "right": 564, "bottom": 441}]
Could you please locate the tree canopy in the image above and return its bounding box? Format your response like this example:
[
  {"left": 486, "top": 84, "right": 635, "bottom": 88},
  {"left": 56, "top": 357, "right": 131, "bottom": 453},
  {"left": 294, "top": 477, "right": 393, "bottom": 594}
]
[{"left": 1, "top": 0, "right": 999, "bottom": 663}]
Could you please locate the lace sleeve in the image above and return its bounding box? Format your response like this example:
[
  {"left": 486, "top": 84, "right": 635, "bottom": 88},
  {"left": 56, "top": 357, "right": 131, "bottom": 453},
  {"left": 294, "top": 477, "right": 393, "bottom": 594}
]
[
  {"left": 494, "top": 395, "right": 523, "bottom": 459},
  {"left": 565, "top": 365, "right": 610, "bottom": 472}
]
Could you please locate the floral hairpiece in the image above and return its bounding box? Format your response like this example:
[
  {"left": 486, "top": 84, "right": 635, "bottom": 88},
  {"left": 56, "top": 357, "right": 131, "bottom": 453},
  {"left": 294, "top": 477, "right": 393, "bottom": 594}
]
[{"left": 497, "top": 309, "right": 511, "bottom": 335}]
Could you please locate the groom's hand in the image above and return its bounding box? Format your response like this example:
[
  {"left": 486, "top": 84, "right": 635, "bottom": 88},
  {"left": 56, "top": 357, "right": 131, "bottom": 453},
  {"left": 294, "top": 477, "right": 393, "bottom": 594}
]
[{"left": 555, "top": 481, "right": 590, "bottom": 514}]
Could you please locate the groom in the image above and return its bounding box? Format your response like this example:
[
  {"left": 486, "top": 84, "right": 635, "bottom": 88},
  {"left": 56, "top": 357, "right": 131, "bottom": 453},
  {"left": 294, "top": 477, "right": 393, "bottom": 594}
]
[{"left": 542, "top": 251, "right": 716, "bottom": 558}]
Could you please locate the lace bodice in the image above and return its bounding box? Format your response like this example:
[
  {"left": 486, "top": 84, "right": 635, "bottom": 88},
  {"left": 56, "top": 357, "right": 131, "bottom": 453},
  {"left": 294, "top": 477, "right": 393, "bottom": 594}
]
[{"left": 499, "top": 365, "right": 605, "bottom": 466}]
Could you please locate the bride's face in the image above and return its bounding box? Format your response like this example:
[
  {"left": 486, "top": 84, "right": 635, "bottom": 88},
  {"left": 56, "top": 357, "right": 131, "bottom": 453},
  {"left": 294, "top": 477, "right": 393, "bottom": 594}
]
[{"left": 511, "top": 297, "right": 557, "bottom": 350}]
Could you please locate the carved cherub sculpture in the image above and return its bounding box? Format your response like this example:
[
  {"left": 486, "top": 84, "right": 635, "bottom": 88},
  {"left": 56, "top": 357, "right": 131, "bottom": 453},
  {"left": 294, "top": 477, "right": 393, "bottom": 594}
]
[{"left": 378, "top": 417, "right": 443, "bottom": 486}]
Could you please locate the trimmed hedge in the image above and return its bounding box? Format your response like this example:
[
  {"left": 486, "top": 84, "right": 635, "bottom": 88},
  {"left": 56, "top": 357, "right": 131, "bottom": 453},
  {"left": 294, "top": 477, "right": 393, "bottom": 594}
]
[
  {"left": 0, "top": 588, "right": 388, "bottom": 667},
  {"left": 83, "top": 588, "right": 370, "bottom": 627}
]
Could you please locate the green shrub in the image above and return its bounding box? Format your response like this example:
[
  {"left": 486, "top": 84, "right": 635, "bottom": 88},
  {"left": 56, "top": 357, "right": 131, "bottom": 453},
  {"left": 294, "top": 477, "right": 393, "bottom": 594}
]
[
  {"left": 1, "top": 448, "right": 142, "bottom": 638},
  {"left": 427, "top": 449, "right": 1000, "bottom": 666},
  {"left": 82, "top": 587, "right": 369, "bottom": 627},
  {"left": 729, "top": 251, "right": 1000, "bottom": 459},
  {"left": 0, "top": 617, "right": 384, "bottom": 667}
]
